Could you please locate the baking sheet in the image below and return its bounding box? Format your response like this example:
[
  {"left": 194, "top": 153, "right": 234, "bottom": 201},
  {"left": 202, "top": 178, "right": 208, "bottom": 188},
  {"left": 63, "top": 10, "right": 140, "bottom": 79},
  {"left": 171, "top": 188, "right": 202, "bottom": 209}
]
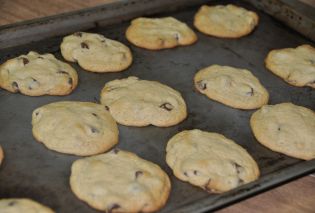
[{"left": 0, "top": 0, "right": 314, "bottom": 212}]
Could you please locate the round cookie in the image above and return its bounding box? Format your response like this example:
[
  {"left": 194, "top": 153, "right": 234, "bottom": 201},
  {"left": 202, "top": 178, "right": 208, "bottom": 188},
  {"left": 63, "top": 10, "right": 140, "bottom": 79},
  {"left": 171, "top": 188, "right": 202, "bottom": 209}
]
[
  {"left": 32, "top": 101, "right": 118, "bottom": 156},
  {"left": 70, "top": 149, "right": 171, "bottom": 213},
  {"left": 100, "top": 76, "right": 187, "bottom": 127},
  {"left": 194, "top": 4, "right": 259, "bottom": 38},
  {"left": 0, "top": 51, "right": 78, "bottom": 96},
  {"left": 61, "top": 32, "right": 132, "bottom": 72},
  {"left": 194, "top": 65, "right": 269, "bottom": 109},
  {"left": 0, "top": 198, "right": 54, "bottom": 213},
  {"left": 0, "top": 145, "right": 3, "bottom": 166},
  {"left": 166, "top": 129, "right": 259, "bottom": 193},
  {"left": 265, "top": 44, "right": 315, "bottom": 88},
  {"left": 126, "top": 17, "right": 197, "bottom": 50},
  {"left": 250, "top": 103, "right": 315, "bottom": 160}
]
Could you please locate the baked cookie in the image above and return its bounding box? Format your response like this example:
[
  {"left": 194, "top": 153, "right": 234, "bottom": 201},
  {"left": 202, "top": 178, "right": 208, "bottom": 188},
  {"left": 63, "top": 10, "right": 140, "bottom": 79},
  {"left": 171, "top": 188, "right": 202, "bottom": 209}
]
[
  {"left": 166, "top": 129, "right": 259, "bottom": 193},
  {"left": 100, "top": 76, "right": 187, "bottom": 127},
  {"left": 32, "top": 101, "right": 118, "bottom": 156},
  {"left": 250, "top": 103, "right": 315, "bottom": 160},
  {"left": 70, "top": 149, "right": 171, "bottom": 213},
  {"left": 194, "top": 4, "right": 259, "bottom": 38},
  {"left": 0, "top": 51, "right": 78, "bottom": 96},
  {"left": 265, "top": 44, "right": 315, "bottom": 88},
  {"left": 61, "top": 32, "right": 132, "bottom": 72},
  {"left": 0, "top": 145, "right": 3, "bottom": 166},
  {"left": 126, "top": 17, "right": 197, "bottom": 50},
  {"left": 0, "top": 198, "right": 54, "bottom": 213},
  {"left": 194, "top": 65, "right": 269, "bottom": 109}
]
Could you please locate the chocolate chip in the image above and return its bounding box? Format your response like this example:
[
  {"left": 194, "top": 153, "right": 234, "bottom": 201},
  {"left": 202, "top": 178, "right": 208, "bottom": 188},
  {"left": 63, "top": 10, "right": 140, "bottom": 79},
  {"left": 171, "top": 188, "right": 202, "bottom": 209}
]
[
  {"left": 246, "top": 87, "right": 254, "bottom": 96},
  {"left": 183, "top": 171, "right": 188, "bottom": 177},
  {"left": 81, "top": 42, "right": 89, "bottom": 49},
  {"left": 159, "top": 102, "right": 173, "bottom": 111},
  {"left": 35, "top": 112, "right": 39, "bottom": 116},
  {"left": 22, "top": 57, "right": 29, "bottom": 65},
  {"left": 68, "top": 78, "right": 73, "bottom": 85},
  {"left": 38, "top": 56, "right": 44, "bottom": 59},
  {"left": 193, "top": 170, "right": 198, "bottom": 175},
  {"left": 278, "top": 127, "right": 281, "bottom": 131},
  {"left": 135, "top": 171, "right": 143, "bottom": 179},
  {"left": 232, "top": 162, "right": 244, "bottom": 174},
  {"left": 238, "top": 178, "right": 244, "bottom": 185},
  {"left": 196, "top": 80, "right": 207, "bottom": 90},
  {"left": 105, "top": 105, "right": 110, "bottom": 111},
  {"left": 92, "top": 113, "right": 98, "bottom": 117},
  {"left": 108, "top": 203, "right": 120, "bottom": 213},
  {"left": 57, "top": 70, "right": 69, "bottom": 75},
  {"left": 73, "top": 32, "right": 82, "bottom": 37},
  {"left": 112, "top": 148, "right": 119, "bottom": 154},
  {"left": 8, "top": 201, "right": 16, "bottom": 206},
  {"left": 204, "top": 178, "right": 212, "bottom": 192},
  {"left": 12, "top": 81, "right": 19, "bottom": 92},
  {"left": 174, "top": 33, "right": 179, "bottom": 41},
  {"left": 90, "top": 127, "right": 99, "bottom": 133}
]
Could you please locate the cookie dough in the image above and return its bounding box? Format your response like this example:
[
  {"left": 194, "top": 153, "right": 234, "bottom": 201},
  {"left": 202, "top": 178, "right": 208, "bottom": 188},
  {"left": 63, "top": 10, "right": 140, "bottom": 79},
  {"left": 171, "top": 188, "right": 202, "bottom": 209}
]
[
  {"left": 32, "top": 101, "right": 119, "bottom": 156},
  {"left": 250, "top": 103, "right": 315, "bottom": 160},
  {"left": 0, "top": 198, "right": 54, "bottom": 213},
  {"left": 166, "top": 129, "right": 260, "bottom": 193},
  {"left": 0, "top": 51, "right": 78, "bottom": 96},
  {"left": 126, "top": 17, "right": 197, "bottom": 50},
  {"left": 61, "top": 32, "right": 132, "bottom": 72},
  {"left": 194, "top": 4, "right": 259, "bottom": 38},
  {"left": 194, "top": 65, "right": 269, "bottom": 109},
  {"left": 100, "top": 76, "right": 187, "bottom": 127},
  {"left": 265, "top": 44, "right": 315, "bottom": 88},
  {"left": 70, "top": 149, "right": 171, "bottom": 213}
]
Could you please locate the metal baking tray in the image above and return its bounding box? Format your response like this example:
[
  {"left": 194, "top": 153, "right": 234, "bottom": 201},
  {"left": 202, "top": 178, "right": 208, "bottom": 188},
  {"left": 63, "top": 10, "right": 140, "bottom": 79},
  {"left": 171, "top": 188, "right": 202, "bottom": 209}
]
[{"left": 0, "top": 0, "right": 314, "bottom": 212}]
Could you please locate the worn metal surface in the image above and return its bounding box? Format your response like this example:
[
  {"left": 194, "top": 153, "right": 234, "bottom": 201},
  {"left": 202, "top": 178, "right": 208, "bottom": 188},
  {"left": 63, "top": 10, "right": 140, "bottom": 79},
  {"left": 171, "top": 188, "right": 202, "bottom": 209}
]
[
  {"left": 245, "top": 0, "right": 315, "bottom": 41},
  {"left": 0, "top": 0, "right": 314, "bottom": 212}
]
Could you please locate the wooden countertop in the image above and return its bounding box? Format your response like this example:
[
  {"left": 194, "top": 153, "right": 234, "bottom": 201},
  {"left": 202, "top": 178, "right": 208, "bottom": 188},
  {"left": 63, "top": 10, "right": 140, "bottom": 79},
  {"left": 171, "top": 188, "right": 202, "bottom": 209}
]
[{"left": 1, "top": 1, "right": 315, "bottom": 213}]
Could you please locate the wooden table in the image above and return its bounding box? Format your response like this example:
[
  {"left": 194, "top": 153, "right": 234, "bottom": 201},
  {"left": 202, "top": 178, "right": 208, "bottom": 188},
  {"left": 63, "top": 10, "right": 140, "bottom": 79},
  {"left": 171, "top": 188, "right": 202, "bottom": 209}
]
[{"left": 1, "top": 1, "right": 315, "bottom": 212}]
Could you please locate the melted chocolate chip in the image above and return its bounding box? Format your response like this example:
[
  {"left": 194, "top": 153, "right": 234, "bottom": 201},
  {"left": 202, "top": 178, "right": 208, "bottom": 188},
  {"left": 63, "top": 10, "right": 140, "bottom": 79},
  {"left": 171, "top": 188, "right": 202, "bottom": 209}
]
[
  {"left": 12, "top": 81, "right": 19, "bottom": 92},
  {"left": 246, "top": 87, "right": 254, "bottom": 96},
  {"left": 105, "top": 105, "right": 110, "bottom": 111},
  {"left": 197, "top": 80, "right": 207, "bottom": 90},
  {"left": 204, "top": 178, "right": 212, "bottom": 193},
  {"left": 90, "top": 127, "right": 99, "bottom": 133},
  {"left": 81, "top": 42, "right": 89, "bottom": 49},
  {"left": 68, "top": 78, "right": 73, "bottom": 85},
  {"left": 233, "top": 162, "right": 244, "bottom": 174},
  {"left": 238, "top": 178, "right": 244, "bottom": 185},
  {"left": 159, "top": 102, "right": 173, "bottom": 111},
  {"left": 8, "top": 201, "right": 16, "bottom": 206},
  {"left": 22, "top": 57, "right": 29, "bottom": 65},
  {"left": 135, "top": 171, "right": 143, "bottom": 179},
  {"left": 57, "top": 70, "right": 69, "bottom": 75},
  {"left": 174, "top": 33, "right": 179, "bottom": 41},
  {"left": 108, "top": 203, "right": 120, "bottom": 213},
  {"left": 38, "top": 56, "right": 44, "bottom": 59},
  {"left": 74, "top": 32, "right": 82, "bottom": 37}
]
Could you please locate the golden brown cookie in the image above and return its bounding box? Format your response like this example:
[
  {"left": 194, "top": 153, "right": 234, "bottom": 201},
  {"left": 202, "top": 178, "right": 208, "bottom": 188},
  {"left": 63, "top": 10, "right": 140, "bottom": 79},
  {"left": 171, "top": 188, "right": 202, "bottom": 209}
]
[
  {"left": 126, "top": 17, "right": 197, "bottom": 50},
  {"left": 194, "top": 4, "right": 259, "bottom": 38},
  {"left": 265, "top": 44, "right": 315, "bottom": 88}
]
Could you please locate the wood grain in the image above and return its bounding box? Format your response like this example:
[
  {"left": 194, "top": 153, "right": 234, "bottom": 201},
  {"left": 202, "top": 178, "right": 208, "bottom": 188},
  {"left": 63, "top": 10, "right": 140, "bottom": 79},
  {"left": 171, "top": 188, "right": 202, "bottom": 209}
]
[{"left": 0, "top": 1, "right": 315, "bottom": 213}]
